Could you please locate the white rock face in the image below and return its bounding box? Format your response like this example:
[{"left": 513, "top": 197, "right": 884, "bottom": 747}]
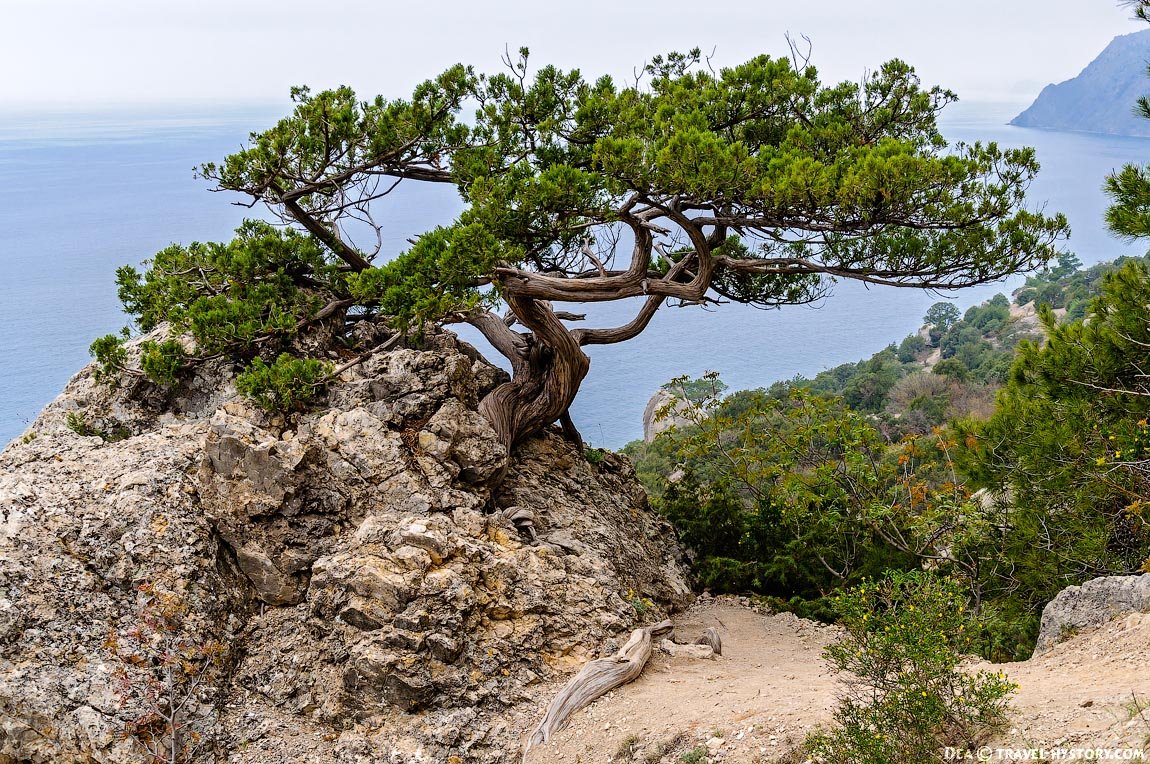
[
  {"left": 1034, "top": 573, "right": 1150, "bottom": 653},
  {"left": 641, "top": 389, "right": 697, "bottom": 443},
  {"left": 0, "top": 331, "right": 692, "bottom": 763}
]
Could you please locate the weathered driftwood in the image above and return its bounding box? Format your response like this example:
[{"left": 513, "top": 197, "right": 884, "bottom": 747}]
[
  {"left": 694, "top": 626, "right": 722, "bottom": 656},
  {"left": 523, "top": 619, "right": 673, "bottom": 759}
]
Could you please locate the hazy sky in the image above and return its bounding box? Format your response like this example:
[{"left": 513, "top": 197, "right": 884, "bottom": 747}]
[{"left": 0, "top": 1, "right": 1142, "bottom": 110}]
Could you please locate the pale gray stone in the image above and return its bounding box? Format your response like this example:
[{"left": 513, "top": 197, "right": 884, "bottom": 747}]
[
  {"left": 1035, "top": 573, "right": 1150, "bottom": 653},
  {"left": 0, "top": 329, "right": 691, "bottom": 764}
]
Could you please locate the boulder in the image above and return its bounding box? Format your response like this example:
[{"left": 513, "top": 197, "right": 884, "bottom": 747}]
[
  {"left": 1034, "top": 573, "right": 1150, "bottom": 653},
  {"left": 641, "top": 389, "right": 697, "bottom": 443},
  {"left": 659, "top": 639, "right": 715, "bottom": 659}
]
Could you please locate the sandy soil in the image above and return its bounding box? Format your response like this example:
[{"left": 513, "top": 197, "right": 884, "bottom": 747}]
[
  {"left": 993, "top": 610, "right": 1150, "bottom": 750},
  {"left": 523, "top": 596, "right": 1150, "bottom": 764}
]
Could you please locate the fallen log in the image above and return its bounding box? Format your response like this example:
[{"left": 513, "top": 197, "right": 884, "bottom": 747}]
[{"left": 523, "top": 619, "right": 674, "bottom": 760}]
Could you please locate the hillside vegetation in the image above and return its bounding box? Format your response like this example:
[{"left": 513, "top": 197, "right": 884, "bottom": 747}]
[{"left": 625, "top": 252, "right": 1150, "bottom": 660}]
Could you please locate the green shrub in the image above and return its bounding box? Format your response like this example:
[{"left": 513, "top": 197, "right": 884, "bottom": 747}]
[
  {"left": 964, "top": 294, "right": 1010, "bottom": 333},
  {"left": 139, "top": 339, "right": 188, "bottom": 385},
  {"left": 66, "top": 411, "right": 94, "bottom": 437},
  {"left": 805, "top": 571, "right": 1015, "bottom": 764},
  {"left": 65, "top": 410, "right": 130, "bottom": 443},
  {"left": 678, "top": 747, "right": 706, "bottom": 764},
  {"left": 647, "top": 385, "right": 935, "bottom": 602},
  {"left": 235, "top": 354, "right": 331, "bottom": 414},
  {"left": 897, "top": 334, "right": 927, "bottom": 363},
  {"left": 585, "top": 446, "right": 608, "bottom": 466},
  {"left": 115, "top": 221, "right": 332, "bottom": 352},
  {"left": 90, "top": 333, "right": 129, "bottom": 382}
]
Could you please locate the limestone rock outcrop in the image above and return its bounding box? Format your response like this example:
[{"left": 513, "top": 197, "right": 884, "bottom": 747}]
[
  {"left": 1034, "top": 573, "right": 1150, "bottom": 653},
  {"left": 641, "top": 389, "right": 697, "bottom": 444},
  {"left": 0, "top": 331, "right": 691, "bottom": 763}
]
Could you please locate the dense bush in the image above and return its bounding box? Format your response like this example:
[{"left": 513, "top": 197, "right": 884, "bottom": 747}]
[
  {"left": 896, "top": 334, "right": 927, "bottom": 363},
  {"left": 115, "top": 221, "right": 335, "bottom": 352},
  {"left": 883, "top": 371, "right": 973, "bottom": 435},
  {"left": 964, "top": 294, "right": 1011, "bottom": 333},
  {"left": 234, "top": 354, "right": 332, "bottom": 414},
  {"left": 138, "top": 340, "right": 188, "bottom": 386},
  {"left": 805, "top": 572, "right": 1015, "bottom": 764},
  {"left": 658, "top": 476, "right": 914, "bottom": 605},
  {"left": 630, "top": 379, "right": 1004, "bottom": 618},
  {"left": 89, "top": 220, "right": 355, "bottom": 412}
]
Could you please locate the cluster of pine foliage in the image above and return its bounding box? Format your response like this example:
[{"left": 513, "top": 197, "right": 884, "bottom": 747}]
[
  {"left": 90, "top": 221, "right": 343, "bottom": 412},
  {"left": 625, "top": 254, "right": 1150, "bottom": 659},
  {"left": 85, "top": 43, "right": 1064, "bottom": 449}
]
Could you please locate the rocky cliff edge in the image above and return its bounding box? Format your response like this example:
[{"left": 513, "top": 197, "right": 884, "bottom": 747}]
[{"left": 0, "top": 330, "right": 691, "bottom": 763}]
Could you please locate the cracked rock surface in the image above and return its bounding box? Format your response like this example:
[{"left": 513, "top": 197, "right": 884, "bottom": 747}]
[{"left": 0, "top": 331, "right": 691, "bottom": 763}]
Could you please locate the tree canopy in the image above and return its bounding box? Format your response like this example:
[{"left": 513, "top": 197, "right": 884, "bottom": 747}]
[
  {"left": 953, "top": 262, "right": 1150, "bottom": 625},
  {"left": 99, "top": 47, "right": 1068, "bottom": 455}
]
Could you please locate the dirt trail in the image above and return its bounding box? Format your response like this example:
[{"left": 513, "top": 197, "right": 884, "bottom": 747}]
[
  {"left": 523, "top": 597, "right": 1150, "bottom": 763},
  {"left": 992, "top": 611, "right": 1150, "bottom": 750}
]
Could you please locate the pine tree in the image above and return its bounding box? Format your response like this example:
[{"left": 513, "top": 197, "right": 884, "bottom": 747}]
[{"left": 100, "top": 49, "right": 1066, "bottom": 459}]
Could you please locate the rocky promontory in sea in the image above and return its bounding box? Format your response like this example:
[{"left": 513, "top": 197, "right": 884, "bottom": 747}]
[
  {"left": 0, "top": 328, "right": 691, "bottom": 763},
  {"left": 1011, "top": 28, "right": 1150, "bottom": 137}
]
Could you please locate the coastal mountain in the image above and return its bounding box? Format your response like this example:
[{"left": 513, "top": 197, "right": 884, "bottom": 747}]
[{"left": 1011, "top": 28, "right": 1150, "bottom": 137}]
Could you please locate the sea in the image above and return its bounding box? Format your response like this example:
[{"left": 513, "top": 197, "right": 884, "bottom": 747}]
[{"left": 2, "top": 101, "right": 1148, "bottom": 449}]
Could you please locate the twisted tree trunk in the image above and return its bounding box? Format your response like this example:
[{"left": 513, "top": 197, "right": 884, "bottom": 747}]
[
  {"left": 466, "top": 220, "right": 712, "bottom": 473},
  {"left": 477, "top": 296, "right": 590, "bottom": 458}
]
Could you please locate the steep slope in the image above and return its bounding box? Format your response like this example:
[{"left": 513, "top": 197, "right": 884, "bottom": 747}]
[
  {"left": 0, "top": 329, "right": 691, "bottom": 763},
  {"left": 1011, "top": 29, "right": 1150, "bottom": 137}
]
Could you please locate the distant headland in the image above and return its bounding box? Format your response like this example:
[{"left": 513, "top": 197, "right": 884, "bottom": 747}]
[{"left": 1011, "top": 28, "right": 1150, "bottom": 138}]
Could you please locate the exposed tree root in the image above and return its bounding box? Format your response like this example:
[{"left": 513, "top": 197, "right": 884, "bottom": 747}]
[{"left": 523, "top": 619, "right": 674, "bottom": 760}]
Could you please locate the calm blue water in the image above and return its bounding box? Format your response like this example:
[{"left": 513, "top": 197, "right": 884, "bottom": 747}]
[{"left": 1, "top": 102, "right": 1147, "bottom": 448}]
